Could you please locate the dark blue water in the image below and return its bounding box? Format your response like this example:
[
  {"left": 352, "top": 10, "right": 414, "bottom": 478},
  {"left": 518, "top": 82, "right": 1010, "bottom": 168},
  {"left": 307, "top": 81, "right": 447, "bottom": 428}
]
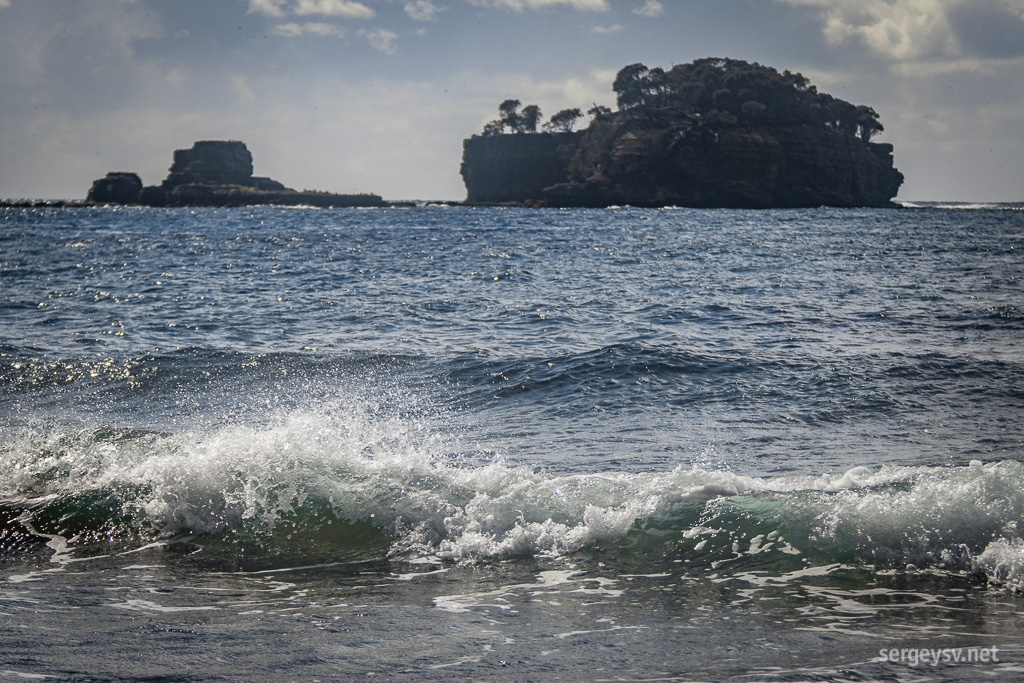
[{"left": 1, "top": 204, "right": 1023, "bottom": 680}]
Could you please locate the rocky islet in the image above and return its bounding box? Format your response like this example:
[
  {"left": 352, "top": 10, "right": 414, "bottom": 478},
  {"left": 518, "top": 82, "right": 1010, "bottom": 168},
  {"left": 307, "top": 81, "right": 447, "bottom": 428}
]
[
  {"left": 461, "top": 58, "right": 904, "bottom": 208},
  {"left": 87, "top": 140, "right": 385, "bottom": 208}
]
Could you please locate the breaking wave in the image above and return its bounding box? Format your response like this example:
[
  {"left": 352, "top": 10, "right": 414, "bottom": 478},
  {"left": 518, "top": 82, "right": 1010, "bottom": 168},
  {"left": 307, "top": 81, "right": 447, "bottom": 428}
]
[{"left": 3, "top": 406, "right": 1024, "bottom": 590}]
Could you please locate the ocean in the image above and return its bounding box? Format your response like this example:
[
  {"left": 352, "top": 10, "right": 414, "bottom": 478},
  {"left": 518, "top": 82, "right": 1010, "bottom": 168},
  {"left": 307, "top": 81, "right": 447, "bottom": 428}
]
[{"left": 1, "top": 203, "right": 1022, "bottom": 681}]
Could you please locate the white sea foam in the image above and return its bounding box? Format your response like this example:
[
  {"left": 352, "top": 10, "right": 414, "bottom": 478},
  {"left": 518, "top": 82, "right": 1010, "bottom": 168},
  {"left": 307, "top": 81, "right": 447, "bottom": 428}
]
[
  {"left": 974, "top": 539, "right": 1024, "bottom": 591},
  {"left": 4, "top": 410, "right": 1024, "bottom": 588},
  {"left": 898, "top": 200, "right": 1023, "bottom": 210}
]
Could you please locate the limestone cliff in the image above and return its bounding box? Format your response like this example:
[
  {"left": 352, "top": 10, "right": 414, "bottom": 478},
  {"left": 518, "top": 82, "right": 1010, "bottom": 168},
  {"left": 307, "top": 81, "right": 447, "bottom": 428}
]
[{"left": 461, "top": 132, "right": 582, "bottom": 204}]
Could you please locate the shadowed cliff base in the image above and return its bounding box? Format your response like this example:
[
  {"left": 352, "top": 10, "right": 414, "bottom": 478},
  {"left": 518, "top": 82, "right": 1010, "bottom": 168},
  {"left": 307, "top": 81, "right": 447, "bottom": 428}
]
[
  {"left": 462, "top": 58, "right": 904, "bottom": 208},
  {"left": 87, "top": 141, "right": 386, "bottom": 208}
]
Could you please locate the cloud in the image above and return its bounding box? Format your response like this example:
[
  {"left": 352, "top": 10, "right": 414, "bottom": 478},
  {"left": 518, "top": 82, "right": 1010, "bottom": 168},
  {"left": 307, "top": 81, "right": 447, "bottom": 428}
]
[
  {"left": 592, "top": 24, "right": 622, "bottom": 34},
  {"left": 246, "top": 0, "right": 288, "bottom": 17},
  {"left": 294, "top": 0, "right": 374, "bottom": 19},
  {"left": 632, "top": 0, "right": 662, "bottom": 17},
  {"left": 777, "top": 0, "right": 1024, "bottom": 63},
  {"left": 466, "top": 0, "right": 609, "bottom": 12},
  {"left": 405, "top": 1, "right": 445, "bottom": 21},
  {"left": 945, "top": 0, "right": 1024, "bottom": 59},
  {"left": 0, "top": 1, "right": 162, "bottom": 92},
  {"left": 0, "top": 0, "right": 10, "bottom": 8},
  {"left": 273, "top": 21, "right": 346, "bottom": 37},
  {"left": 233, "top": 75, "right": 256, "bottom": 101},
  {"left": 359, "top": 27, "right": 398, "bottom": 54},
  {"left": 273, "top": 21, "right": 304, "bottom": 36},
  {"left": 775, "top": 0, "right": 954, "bottom": 61}
]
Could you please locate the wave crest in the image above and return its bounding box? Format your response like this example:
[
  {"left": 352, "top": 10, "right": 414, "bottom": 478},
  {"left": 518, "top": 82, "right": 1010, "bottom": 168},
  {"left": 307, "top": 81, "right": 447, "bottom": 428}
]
[{"left": 3, "top": 414, "right": 1024, "bottom": 589}]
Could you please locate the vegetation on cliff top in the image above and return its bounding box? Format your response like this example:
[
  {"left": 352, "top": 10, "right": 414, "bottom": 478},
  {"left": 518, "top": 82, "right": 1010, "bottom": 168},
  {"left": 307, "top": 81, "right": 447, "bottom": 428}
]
[
  {"left": 482, "top": 100, "right": 593, "bottom": 136},
  {"left": 480, "top": 57, "right": 884, "bottom": 143}
]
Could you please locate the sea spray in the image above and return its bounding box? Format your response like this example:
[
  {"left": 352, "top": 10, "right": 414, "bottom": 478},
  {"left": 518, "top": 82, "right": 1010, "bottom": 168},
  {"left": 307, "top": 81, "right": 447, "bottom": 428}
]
[{"left": 5, "top": 409, "right": 1024, "bottom": 590}]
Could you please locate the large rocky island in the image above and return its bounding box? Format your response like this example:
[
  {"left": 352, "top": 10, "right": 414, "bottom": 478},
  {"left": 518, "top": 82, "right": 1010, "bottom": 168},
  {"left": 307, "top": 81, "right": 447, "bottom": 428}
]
[
  {"left": 87, "top": 141, "right": 386, "bottom": 208},
  {"left": 462, "top": 58, "right": 904, "bottom": 208}
]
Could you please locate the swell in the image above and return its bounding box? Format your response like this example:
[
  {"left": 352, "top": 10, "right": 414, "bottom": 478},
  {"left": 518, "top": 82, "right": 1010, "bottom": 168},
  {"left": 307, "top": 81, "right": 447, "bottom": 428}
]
[{"left": 447, "top": 342, "right": 1024, "bottom": 424}]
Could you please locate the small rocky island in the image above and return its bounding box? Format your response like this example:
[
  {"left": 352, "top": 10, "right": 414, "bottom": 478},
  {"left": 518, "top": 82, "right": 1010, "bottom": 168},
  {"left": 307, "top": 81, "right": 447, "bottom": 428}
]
[
  {"left": 88, "top": 140, "right": 386, "bottom": 208},
  {"left": 461, "top": 58, "right": 904, "bottom": 208}
]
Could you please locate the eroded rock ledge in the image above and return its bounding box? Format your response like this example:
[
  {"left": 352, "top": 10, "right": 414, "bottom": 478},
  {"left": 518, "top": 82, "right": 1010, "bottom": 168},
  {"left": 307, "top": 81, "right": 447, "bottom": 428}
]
[{"left": 87, "top": 141, "right": 386, "bottom": 208}]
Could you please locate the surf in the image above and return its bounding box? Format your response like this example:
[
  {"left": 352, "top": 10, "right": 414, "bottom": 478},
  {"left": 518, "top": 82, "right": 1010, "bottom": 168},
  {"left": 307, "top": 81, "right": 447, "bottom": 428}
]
[{"left": 4, "top": 410, "right": 1024, "bottom": 590}]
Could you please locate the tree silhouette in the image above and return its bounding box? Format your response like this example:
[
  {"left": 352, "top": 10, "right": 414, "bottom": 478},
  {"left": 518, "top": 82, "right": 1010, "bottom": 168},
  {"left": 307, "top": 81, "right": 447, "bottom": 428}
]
[
  {"left": 478, "top": 58, "right": 887, "bottom": 144},
  {"left": 520, "top": 104, "right": 542, "bottom": 133},
  {"left": 856, "top": 105, "right": 884, "bottom": 141},
  {"left": 498, "top": 99, "right": 522, "bottom": 133},
  {"left": 480, "top": 99, "right": 545, "bottom": 134},
  {"left": 544, "top": 108, "right": 583, "bottom": 133},
  {"left": 613, "top": 63, "right": 666, "bottom": 111}
]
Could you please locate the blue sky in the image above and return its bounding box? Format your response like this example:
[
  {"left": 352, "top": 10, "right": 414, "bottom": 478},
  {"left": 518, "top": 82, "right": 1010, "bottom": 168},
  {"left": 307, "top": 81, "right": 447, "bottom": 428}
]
[{"left": 1, "top": 0, "right": 1022, "bottom": 201}]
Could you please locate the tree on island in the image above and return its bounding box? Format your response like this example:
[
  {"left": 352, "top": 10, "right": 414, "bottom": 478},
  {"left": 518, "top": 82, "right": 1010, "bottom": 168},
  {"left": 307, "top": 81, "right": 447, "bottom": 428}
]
[
  {"left": 607, "top": 57, "right": 884, "bottom": 142},
  {"left": 520, "top": 104, "right": 542, "bottom": 133},
  {"left": 483, "top": 99, "right": 545, "bottom": 135},
  {"left": 498, "top": 99, "right": 522, "bottom": 132},
  {"left": 477, "top": 58, "right": 885, "bottom": 145},
  {"left": 612, "top": 63, "right": 667, "bottom": 111},
  {"left": 543, "top": 108, "right": 584, "bottom": 133}
]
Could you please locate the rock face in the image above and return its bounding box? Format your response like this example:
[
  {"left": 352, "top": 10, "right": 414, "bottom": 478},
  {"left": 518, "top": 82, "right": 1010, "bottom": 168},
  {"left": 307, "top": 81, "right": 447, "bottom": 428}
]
[
  {"left": 463, "top": 124, "right": 902, "bottom": 209},
  {"left": 86, "top": 172, "right": 143, "bottom": 204},
  {"left": 461, "top": 132, "right": 582, "bottom": 204},
  {"left": 545, "top": 120, "right": 903, "bottom": 208},
  {"left": 165, "top": 141, "right": 256, "bottom": 187},
  {"left": 89, "top": 140, "right": 385, "bottom": 208}
]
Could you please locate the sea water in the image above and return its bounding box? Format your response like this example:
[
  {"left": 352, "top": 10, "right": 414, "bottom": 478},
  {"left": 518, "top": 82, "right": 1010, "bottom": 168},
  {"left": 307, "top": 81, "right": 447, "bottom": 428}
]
[{"left": 1, "top": 204, "right": 1022, "bottom": 681}]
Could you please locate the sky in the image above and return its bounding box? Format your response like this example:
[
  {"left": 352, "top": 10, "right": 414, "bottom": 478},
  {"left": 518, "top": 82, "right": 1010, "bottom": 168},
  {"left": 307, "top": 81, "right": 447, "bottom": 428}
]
[{"left": 1, "top": 0, "right": 1022, "bottom": 202}]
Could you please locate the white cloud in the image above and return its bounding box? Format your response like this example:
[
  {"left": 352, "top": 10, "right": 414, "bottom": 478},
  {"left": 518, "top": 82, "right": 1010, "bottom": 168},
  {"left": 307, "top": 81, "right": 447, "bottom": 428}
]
[
  {"left": 272, "top": 21, "right": 346, "bottom": 37},
  {"left": 246, "top": 0, "right": 288, "bottom": 17},
  {"left": 466, "top": 0, "right": 609, "bottom": 12},
  {"left": 592, "top": 24, "right": 622, "bottom": 34},
  {"left": 405, "top": 1, "right": 445, "bottom": 21},
  {"left": 632, "top": 0, "right": 662, "bottom": 17},
  {"left": 303, "top": 21, "right": 347, "bottom": 36},
  {"left": 359, "top": 27, "right": 398, "bottom": 54},
  {"left": 0, "top": 0, "right": 11, "bottom": 8},
  {"left": 273, "top": 21, "right": 305, "bottom": 36},
  {"left": 294, "top": 0, "right": 374, "bottom": 19},
  {"left": 775, "top": 0, "right": 1024, "bottom": 63}
]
